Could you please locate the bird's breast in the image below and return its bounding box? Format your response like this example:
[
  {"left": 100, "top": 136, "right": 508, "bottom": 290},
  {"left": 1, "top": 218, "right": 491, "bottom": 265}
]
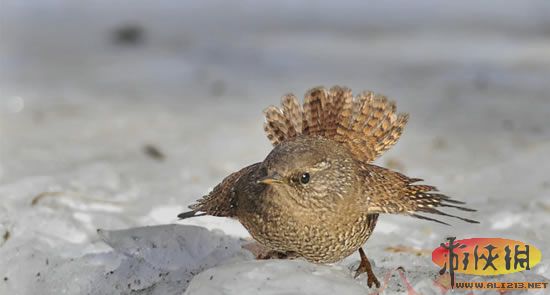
[{"left": 237, "top": 190, "right": 374, "bottom": 263}]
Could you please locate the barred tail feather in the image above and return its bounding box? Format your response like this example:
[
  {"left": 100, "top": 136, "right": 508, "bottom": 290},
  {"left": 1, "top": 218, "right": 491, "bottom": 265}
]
[
  {"left": 281, "top": 94, "right": 303, "bottom": 139},
  {"left": 263, "top": 86, "right": 408, "bottom": 163}
]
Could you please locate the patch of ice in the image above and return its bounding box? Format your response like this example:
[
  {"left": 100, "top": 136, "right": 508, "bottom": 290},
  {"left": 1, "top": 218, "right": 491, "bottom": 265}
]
[
  {"left": 0, "top": 224, "right": 252, "bottom": 295},
  {"left": 98, "top": 224, "right": 249, "bottom": 271},
  {"left": 184, "top": 260, "right": 366, "bottom": 295}
]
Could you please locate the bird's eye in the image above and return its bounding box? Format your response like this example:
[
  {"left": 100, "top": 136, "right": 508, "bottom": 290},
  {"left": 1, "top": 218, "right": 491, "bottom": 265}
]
[{"left": 300, "top": 172, "right": 310, "bottom": 184}]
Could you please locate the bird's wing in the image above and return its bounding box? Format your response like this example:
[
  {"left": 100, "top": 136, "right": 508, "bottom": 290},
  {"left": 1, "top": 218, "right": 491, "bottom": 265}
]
[
  {"left": 362, "top": 164, "right": 478, "bottom": 225},
  {"left": 178, "top": 162, "right": 261, "bottom": 219},
  {"left": 263, "top": 86, "right": 409, "bottom": 163}
]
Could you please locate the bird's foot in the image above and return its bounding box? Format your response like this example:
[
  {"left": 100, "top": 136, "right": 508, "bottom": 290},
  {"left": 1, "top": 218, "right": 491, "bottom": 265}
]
[
  {"left": 354, "top": 262, "right": 380, "bottom": 288},
  {"left": 242, "top": 242, "right": 296, "bottom": 260},
  {"left": 354, "top": 247, "right": 381, "bottom": 288},
  {"left": 257, "top": 250, "right": 296, "bottom": 260}
]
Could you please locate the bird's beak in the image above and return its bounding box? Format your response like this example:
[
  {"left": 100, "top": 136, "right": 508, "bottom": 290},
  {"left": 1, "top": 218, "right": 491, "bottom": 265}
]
[{"left": 257, "top": 173, "right": 283, "bottom": 185}]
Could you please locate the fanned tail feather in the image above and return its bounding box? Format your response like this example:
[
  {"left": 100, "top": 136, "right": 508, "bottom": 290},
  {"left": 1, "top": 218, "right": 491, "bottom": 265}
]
[{"left": 263, "top": 86, "right": 408, "bottom": 163}]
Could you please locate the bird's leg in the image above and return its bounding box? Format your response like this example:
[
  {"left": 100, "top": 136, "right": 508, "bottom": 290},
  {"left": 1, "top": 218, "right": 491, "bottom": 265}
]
[{"left": 354, "top": 247, "right": 380, "bottom": 288}]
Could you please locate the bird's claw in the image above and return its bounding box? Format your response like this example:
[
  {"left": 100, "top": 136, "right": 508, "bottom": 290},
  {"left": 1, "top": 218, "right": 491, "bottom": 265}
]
[
  {"left": 354, "top": 259, "right": 381, "bottom": 288},
  {"left": 354, "top": 247, "right": 381, "bottom": 288},
  {"left": 368, "top": 275, "right": 381, "bottom": 289}
]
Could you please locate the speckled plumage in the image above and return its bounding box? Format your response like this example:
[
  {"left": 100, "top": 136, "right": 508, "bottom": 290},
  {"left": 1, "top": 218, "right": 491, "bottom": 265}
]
[{"left": 179, "top": 85, "right": 477, "bottom": 288}]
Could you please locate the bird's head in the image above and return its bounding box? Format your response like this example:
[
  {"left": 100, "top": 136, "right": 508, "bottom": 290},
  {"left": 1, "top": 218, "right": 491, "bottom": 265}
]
[{"left": 257, "top": 136, "right": 360, "bottom": 208}]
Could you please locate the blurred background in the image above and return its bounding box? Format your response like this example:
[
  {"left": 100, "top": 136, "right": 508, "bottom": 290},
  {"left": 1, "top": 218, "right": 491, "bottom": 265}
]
[{"left": 1, "top": 0, "right": 549, "bottom": 294}]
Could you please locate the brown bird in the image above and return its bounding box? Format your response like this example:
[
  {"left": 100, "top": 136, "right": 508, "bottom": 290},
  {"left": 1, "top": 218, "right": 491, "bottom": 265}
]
[{"left": 178, "top": 86, "right": 477, "bottom": 288}]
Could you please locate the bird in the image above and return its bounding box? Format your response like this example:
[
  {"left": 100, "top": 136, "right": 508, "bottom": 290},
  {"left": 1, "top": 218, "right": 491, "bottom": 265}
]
[{"left": 178, "top": 86, "right": 478, "bottom": 288}]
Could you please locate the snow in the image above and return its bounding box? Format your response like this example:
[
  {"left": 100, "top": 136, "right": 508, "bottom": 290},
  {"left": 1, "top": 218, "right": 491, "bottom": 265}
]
[
  {"left": 0, "top": 225, "right": 250, "bottom": 294},
  {"left": 1, "top": 0, "right": 550, "bottom": 294},
  {"left": 185, "top": 260, "right": 367, "bottom": 295}
]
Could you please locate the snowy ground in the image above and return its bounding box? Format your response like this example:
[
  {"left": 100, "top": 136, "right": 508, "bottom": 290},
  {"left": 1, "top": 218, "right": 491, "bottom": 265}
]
[{"left": 1, "top": 1, "right": 550, "bottom": 294}]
